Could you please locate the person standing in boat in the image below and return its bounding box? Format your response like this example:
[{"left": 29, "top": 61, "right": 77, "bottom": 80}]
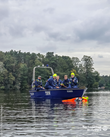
[
  {"left": 35, "top": 76, "right": 44, "bottom": 91},
  {"left": 55, "top": 75, "right": 62, "bottom": 88},
  {"left": 45, "top": 74, "right": 58, "bottom": 89},
  {"left": 61, "top": 75, "right": 70, "bottom": 88},
  {"left": 69, "top": 73, "right": 78, "bottom": 88}
]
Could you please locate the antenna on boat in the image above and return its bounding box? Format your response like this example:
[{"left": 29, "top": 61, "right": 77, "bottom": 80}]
[{"left": 32, "top": 65, "right": 54, "bottom": 82}]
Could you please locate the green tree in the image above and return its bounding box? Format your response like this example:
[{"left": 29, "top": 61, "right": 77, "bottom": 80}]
[
  {"left": 0, "top": 50, "right": 102, "bottom": 91},
  {"left": 71, "top": 57, "right": 80, "bottom": 72},
  {"left": 81, "top": 55, "right": 94, "bottom": 88}
]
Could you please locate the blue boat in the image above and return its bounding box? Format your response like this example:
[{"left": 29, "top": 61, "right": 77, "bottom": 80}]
[
  {"left": 29, "top": 88, "right": 87, "bottom": 99},
  {"left": 29, "top": 66, "right": 87, "bottom": 99}
]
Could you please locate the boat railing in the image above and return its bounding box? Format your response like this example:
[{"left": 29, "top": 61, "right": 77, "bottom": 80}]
[{"left": 32, "top": 66, "right": 54, "bottom": 82}]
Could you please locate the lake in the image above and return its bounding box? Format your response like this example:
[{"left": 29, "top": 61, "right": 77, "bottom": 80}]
[{"left": 0, "top": 91, "right": 110, "bottom": 137}]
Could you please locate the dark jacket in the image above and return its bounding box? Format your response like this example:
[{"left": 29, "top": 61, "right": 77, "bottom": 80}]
[
  {"left": 62, "top": 79, "right": 70, "bottom": 87},
  {"left": 55, "top": 79, "right": 62, "bottom": 87},
  {"left": 35, "top": 79, "right": 42, "bottom": 90},
  {"left": 45, "top": 77, "right": 56, "bottom": 88},
  {"left": 69, "top": 77, "right": 78, "bottom": 87}
]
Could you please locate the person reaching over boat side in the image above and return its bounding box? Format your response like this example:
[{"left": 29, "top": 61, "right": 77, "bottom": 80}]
[
  {"left": 35, "top": 76, "right": 44, "bottom": 91},
  {"left": 69, "top": 73, "right": 78, "bottom": 88},
  {"left": 45, "top": 74, "right": 58, "bottom": 89},
  {"left": 61, "top": 75, "right": 70, "bottom": 88},
  {"left": 55, "top": 75, "right": 62, "bottom": 88},
  {"left": 46, "top": 76, "right": 52, "bottom": 82}
]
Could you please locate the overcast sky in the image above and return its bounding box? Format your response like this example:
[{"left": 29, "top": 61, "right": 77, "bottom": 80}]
[{"left": 0, "top": 0, "right": 110, "bottom": 75}]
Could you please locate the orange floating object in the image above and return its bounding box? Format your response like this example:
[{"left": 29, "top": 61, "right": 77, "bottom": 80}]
[
  {"left": 82, "top": 99, "right": 88, "bottom": 102},
  {"left": 62, "top": 96, "right": 88, "bottom": 104},
  {"left": 62, "top": 98, "right": 76, "bottom": 103}
]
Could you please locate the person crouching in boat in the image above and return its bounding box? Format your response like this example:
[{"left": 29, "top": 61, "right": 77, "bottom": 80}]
[
  {"left": 35, "top": 76, "right": 44, "bottom": 91},
  {"left": 61, "top": 75, "right": 70, "bottom": 88},
  {"left": 55, "top": 75, "right": 62, "bottom": 88},
  {"left": 45, "top": 74, "right": 58, "bottom": 89},
  {"left": 69, "top": 73, "right": 78, "bottom": 88}
]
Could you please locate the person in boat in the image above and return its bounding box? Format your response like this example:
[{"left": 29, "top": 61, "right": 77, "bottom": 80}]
[
  {"left": 45, "top": 74, "right": 58, "bottom": 89},
  {"left": 31, "top": 80, "right": 35, "bottom": 89},
  {"left": 46, "top": 76, "right": 52, "bottom": 82},
  {"left": 61, "top": 75, "right": 70, "bottom": 88},
  {"left": 69, "top": 73, "right": 78, "bottom": 88},
  {"left": 35, "top": 76, "right": 44, "bottom": 91},
  {"left": 55, "top": 75, "right": 62, "bottom": 88}
]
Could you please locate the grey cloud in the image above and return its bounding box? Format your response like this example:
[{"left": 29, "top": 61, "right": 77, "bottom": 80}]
[
  {"left": 98, "top": 55, "right": 103, "bottom": 58},
  {"left": 9, "top": 25, "right": 25, "bottom": 37},
  {"left": 47, "top": 31, "right": 71, "bottom": 41},
  {"left": 33, "top": 24, "right": 70, "bottom": 42},
  {"left": 55, "top": 14, "right": 75, "bottom": 24},
  {"left": 73, "top": 17, "right": 110, "bottom": 43},
  {"left": 34, "top": 24, "right": 50, "bottom": 33},
  {"left": 0, "top": 5, "right": 9, "bottom": 21},
  {"left": 43, "top": 8, "right": 55, "bottom": 14},
  {"left": 0, "top": 0, "right": 8, "bottom": 2},
  {"left": 107, "top": 0, "right": 110, "bottom": 4},
  {"left": 36, "top": 43, "right": 57, "bottom": 53},
  {"left": 0, "top": 0, "right": 109, "bottom": 75}
]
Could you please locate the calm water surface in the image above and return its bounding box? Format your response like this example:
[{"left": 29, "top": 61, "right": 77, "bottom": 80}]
[{"left": 0, "top": 91, "right": 110, "bottom": 137}]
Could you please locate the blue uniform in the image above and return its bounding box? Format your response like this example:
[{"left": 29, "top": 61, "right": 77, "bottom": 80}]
[
  {"left": 69, "top": 77, "right": 78, "bottom": 88},
  {"left": 55, "top": 79, "right": 62, "bottom": 87},
  {"left": 45, "top": 77, "right": 56, "bottom": 89},
  {"left": 35, "top": 79, "right": 43, "bottom": 90},
  {"left": 62, "top": 79, "right": 70, "bottom": 88}
]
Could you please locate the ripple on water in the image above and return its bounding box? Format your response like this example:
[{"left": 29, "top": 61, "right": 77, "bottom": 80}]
[{"left": 0, "top": 91, "right": 110, "bottom": 137}]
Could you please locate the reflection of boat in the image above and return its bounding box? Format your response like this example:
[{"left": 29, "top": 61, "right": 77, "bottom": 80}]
[
  {"left": 32, "top": 98, "right": 63, "bottom": 105},
  {"left": 31, "top": 98, "right": 87, "bottom": 111},
  {"left": 29, "top": 66, "right": 87, "bottom": 99}
]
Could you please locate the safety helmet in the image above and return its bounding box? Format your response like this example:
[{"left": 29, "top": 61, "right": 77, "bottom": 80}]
[
  {"left": 53, "top": 73, "right": 57, "bottom": 77},
  {"left": 71, "top": 72, "right": 75, "bottom": 76}
]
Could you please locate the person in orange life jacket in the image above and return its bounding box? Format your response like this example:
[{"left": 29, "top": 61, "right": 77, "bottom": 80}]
[
  {"left": 45, "top": 74, "right": 58, "bottom": 89},
  {"left": 61, "top": 75, "right": 70, "bottom": 88},
  {"left": 35, "top": 76, "right": 44, "bottom": 91},
  {"left": 69, "top": 73, "right": 78, "bottom": 88},
  {"left": 55, "top": 75, "right": 62, "bottom": 88}
]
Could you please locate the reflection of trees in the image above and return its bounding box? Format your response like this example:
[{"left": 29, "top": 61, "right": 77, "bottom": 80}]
[
  {"left": 81, "top": 93, "right": 99, "bottom": 126},
  {"left": 1, "top": 92, "right": 102, "bottom": 136},
  {"left": 3, "top": 92, "right": 29, "bottom": 109},
  {"left": 0, "top": 92, "right": 31, "bottom": 122}
]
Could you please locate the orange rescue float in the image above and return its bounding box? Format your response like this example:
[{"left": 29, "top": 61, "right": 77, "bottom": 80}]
[{"left": 62, "top": 96, "right": 89, "bottom": 104}]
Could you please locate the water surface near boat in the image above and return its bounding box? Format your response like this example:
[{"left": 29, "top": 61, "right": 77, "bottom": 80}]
[{"left": 0, "top": 91, "right": 110, "bottom": 137}]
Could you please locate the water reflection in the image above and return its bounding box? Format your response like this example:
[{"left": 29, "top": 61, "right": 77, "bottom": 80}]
[
  {"left": 0, "top": 91, "right": 110, "bottom": 137},
  {"left": 31, "top": 98, "right": 87, "bottom": 112}
]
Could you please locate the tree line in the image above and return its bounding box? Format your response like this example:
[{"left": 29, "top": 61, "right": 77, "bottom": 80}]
[
  {"left": 0, "top": 50, "right": 102, "bottom": 91},
  {"left": 99, "top": 76, "right": 110, "bottom": 90}
]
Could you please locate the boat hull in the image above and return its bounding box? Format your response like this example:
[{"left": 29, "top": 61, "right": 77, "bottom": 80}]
[{"left": 29, "top": 88, "right": 87, "bottom": 99}]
